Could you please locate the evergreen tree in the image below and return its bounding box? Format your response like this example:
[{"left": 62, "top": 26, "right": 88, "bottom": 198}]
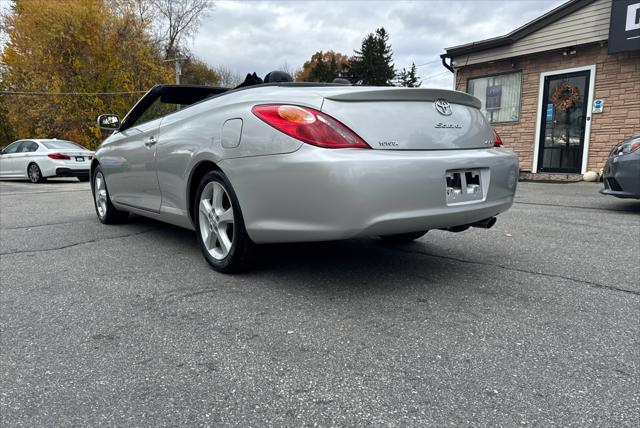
[
  {"left": 348, "top": 27, "right": 396, "bottom": 86},
  {"left": 397, "top": 62, "right": 422, "bottom": 87},
  {"left": 309, "top": 52, "right": 328, "bottom": 82}
]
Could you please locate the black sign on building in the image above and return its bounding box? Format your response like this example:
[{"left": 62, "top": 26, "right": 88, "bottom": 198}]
[{"left": 609, "top": 0, "right": 640, "bottom": 53}]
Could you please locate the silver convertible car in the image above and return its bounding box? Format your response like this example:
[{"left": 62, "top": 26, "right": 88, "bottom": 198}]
[{"left": 93, "top": 77, "right": 518, "bottom": 272}]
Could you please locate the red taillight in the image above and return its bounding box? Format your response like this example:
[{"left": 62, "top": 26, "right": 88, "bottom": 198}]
[
  {"left": 493, "top": 128, "right": 503, "bottom": 147},
  {"left": 88, "top": 155, "right": 93, "bottom": 160},
  {"left": 252, "top": 104, "right": 369, "bottom": 149},
  {"left": 48, "top": 153, "right": 71, "bottom": 160}
]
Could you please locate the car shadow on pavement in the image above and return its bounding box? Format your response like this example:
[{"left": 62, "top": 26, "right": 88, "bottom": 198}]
[
  {"left": 46, "top": 178, "right": 88, "bottom": 184},
  {"left": 248, "top": 238, "right": 456, "bottom": 291},
  {"left": 133, "top": 216, "right": 453, "bottom": 290},
  {"left": 607, "top": 200, "right": 640, "bottom": 213}
]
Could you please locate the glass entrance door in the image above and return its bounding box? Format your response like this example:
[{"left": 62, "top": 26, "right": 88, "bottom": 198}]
[{"left": 538, "top": 71, "right": 590, "bottom": 173}]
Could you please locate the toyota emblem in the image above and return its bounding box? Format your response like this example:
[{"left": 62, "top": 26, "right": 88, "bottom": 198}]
[{"left": 434, "top": 99, "right": 452, "bottom": 116}]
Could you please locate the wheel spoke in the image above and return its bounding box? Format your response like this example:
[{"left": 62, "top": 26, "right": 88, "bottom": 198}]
[
  {"left": 200, "top": 198, "right": 213, "bottom": 217},
  {"left": 218, "top": 208, "right": 234, "bottom": 225},
  {"left": 207, "top": 228, "right": 218, "bottom": 250},
  {"left": 212, "top": 183, "right": 224, "bottom": 213},
  {"left": 218, "top": 229, "right": 232, "bottom": 254}
]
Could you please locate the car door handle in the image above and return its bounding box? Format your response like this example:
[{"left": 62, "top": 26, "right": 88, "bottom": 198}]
[{"left": 145, "top": 136, "right": 157, "bottom": 147}]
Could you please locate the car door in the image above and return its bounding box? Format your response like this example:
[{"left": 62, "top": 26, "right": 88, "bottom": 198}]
[
  {"left": 103, "top": 89, "right": 192, "bottom": 213},
  {"left": 0, "top": 141, "right": 24, "bottom": 177},
  {"left": 15, "top": 141, "right": 38, "bottom": 178},
  {"left": 103, "top": 117, "right": 162, "bottom": 212}
]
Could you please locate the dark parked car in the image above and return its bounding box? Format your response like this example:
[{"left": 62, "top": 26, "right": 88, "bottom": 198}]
[{"left": 601, "top": 135, "right": 640, "bottom": 199}]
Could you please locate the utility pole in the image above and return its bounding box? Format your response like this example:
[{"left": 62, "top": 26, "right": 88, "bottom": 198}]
[
  {"left": 163, "top": 57, "right": 187, "bottom": 111},
  {"left": 163, "top": 57, "right": 187, "bottom": 84}
]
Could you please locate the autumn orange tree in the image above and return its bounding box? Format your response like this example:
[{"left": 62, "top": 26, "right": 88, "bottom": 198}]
[
  {"left": 294, "top": 51, "right": 350, "bottom": 83},
  {"left": 0, "top": 0, "right": 173, "bottom": 148}
]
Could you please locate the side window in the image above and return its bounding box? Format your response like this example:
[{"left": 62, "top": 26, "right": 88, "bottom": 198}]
[
  {"left": 3, "top": 141, "right": 22, "bottom": 154},
  {"left": 18, "top": 142, "right": 36, "bottom": 152},
  {"left": 131, "top": 97, "right": 181, "bottom": 128},
  {"left": 467, "top": 72, "right": 522, "bottom": 123}
]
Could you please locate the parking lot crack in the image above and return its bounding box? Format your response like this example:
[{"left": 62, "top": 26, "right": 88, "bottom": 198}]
[
  {"left": 2, "top": 219, "right": 94, "bottom": 230},
  {"left": 0, "top": 228, "right": 158, "bottom": 256},
  {"left": 386, "top": 246, "right": 640, "bottom": 296},
  {"left": 515, "top": 200, "right": 640, "bottom": 214},
  {"left": 0, "top": 189, "right": 90, "bottom": 197}
]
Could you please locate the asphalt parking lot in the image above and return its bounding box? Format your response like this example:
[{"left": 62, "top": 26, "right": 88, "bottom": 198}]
[{"left": 0, "top": 178, "right": 638, "bottom": 426}]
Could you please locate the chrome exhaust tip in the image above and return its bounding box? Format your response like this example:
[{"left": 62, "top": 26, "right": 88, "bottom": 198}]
[
  {"left": 440, "top": 216, "right": 497, "bottom": 233},
  {"left": 470, "top": 216, "right": 497, "bottom": 229}
]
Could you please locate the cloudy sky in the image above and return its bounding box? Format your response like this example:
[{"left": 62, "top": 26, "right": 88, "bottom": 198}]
[{"left": 191, "top": 0, "right": 566, "bottom": 88}]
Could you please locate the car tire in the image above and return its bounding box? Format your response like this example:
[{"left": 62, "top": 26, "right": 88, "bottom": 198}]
[
  {"left": 92, "top": 166, "right": 128, "bottom": 224},
  {"left": 27, "top": 163, "right": 46, "bottom": 183},
  {"left": 194, "top": 170, "right": 255, "bottom": 273},
  {"left": 380, "top": 230, "right": 428, "bottom": 242}
]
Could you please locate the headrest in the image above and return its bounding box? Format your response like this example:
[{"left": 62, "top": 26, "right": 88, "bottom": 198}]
[
  {"left": 235, "top": 72, "right": 263, "bottom": 89},
  {"left": 264, "top": 71, "right": 294, "bottom": 83}
]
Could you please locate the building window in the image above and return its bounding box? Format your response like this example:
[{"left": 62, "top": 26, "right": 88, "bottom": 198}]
[{"left": 467, "top": 72, "right": 521, "bottom": 123}]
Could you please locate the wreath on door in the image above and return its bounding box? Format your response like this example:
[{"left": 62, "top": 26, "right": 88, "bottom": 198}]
[{"left": 551, "top": 83, "right": 579, "bottom": 111}]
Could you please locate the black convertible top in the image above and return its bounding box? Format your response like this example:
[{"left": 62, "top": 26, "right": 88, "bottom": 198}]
[{"left": 119, "top": 73, "right": 350, "bottom": 132}]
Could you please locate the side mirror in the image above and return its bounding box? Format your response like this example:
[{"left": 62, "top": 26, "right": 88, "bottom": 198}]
[{"left": 97, "top": 114, "right": 120, "bottom": 131}]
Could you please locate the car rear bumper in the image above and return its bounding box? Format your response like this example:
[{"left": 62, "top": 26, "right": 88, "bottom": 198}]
[
  {"left": 601, "top": 153, "right": 640, "bottom": 199},
  {"left": 219, "top": 145, "right": 519, "bottom": 244},
  {"left": 39, "top": 157, "right": 92, "bottom": 178},
  {"left": 55, "top": 167, "right": 90, "bottom": 178}
]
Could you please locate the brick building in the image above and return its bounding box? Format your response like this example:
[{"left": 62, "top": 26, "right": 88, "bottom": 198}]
[{"left": 441, "top": 0, "right": 640, "bottom": 178}]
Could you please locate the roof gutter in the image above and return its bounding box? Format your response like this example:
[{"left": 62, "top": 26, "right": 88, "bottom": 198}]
[
  {"left": 441, "top": 55, "right": 454, "bottom": 73},
  {"left": 442, "top": 0, "right": 596, "bottom": 59}
]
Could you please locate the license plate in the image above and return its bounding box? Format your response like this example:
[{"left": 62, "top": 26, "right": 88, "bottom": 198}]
[
  {"left": 445, "top": 169, "right": 485, "bottom": 205},
  {"left": 75, "top": 156, "right": 84, "bottom": 162}
]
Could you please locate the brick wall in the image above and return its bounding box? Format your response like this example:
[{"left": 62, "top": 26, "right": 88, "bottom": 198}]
[{"left": 454, "top": 44, "right": 640, "bottom": 173}]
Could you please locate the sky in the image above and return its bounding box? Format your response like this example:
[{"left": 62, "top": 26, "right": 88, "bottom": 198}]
[
  {"left": 191, "top": 0, "right": 567, "bottom": 88},
  {"left": 0, "top": 0, "right": 568, "bottom": 88}
]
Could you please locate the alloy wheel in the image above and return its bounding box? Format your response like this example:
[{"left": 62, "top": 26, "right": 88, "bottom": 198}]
[
  {"left": 94, "top": 171, "right": 108, "bottom": 219},
  {"left": 199, "top": 181, "right": 235, "bottom": 260},
  {"left": 28, "top": 164, "right": 41, "bottom": 183}
]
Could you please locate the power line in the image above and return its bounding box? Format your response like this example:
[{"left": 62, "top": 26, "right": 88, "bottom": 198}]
[
  {"left": 414, "top": 59, "right": 442, "bottom": 68},
  {"left": 0, "top": 90, "right": 147, "bottom": 96},
  {"left": 420, "top": 70, "right": 450, "bottom": 82}
]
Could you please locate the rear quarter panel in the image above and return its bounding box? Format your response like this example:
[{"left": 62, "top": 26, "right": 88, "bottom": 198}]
[{"left": 153, "top": 87, "right": 324, "bottom": 220}]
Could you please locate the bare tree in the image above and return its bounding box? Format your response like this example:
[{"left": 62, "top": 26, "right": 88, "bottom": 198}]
[
  {"left": 113, "top": 0, "right": 158, "bottom": 25},
  {"left": 215, "top": 65, "right": 243, "bottom": 88},
  {"left": 0, "top": 4, "right": 10, "bottom": 47},
  {"left": 278, "top": 61, "right": 295, "bottom": 76},
  {"left": 113, "top": 1, "right": 213, "bottom": 59},
  {"left": 151, "top": 0, "right": 213, "bottom": 58}
]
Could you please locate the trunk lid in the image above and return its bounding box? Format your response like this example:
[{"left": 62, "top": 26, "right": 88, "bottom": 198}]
[
  {"left": 321, "top": 88, "right": 494, "bottom": 150},
  {"left": 52, "top": 150, "right": 93, "bottom": 164}
]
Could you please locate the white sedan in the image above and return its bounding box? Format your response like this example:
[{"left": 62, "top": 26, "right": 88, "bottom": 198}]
[{"left": 0, "top": 139, "right": 94, "bottom": 183}]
